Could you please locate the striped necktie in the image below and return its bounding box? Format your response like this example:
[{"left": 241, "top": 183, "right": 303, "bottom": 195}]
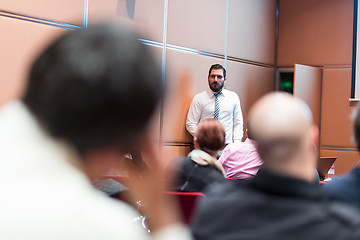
[{"left": 214, "top": 93, "right": 219, "bottom": 120}]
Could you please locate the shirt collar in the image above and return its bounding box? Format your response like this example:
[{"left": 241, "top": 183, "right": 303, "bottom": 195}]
[
  {"left": 248, "top": 168, "right": 326, "bottom": 200},
  {"left": 206, "top": 88, "right": 227, "bottom": 98}
]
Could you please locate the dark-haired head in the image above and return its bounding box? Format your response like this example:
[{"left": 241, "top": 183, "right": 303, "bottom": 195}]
[
  {"left": 208, "top": 64, "right": 226, "bottom": 78},
  {"left": 23, "top": 23, "right": 162, "bottom": 155}
]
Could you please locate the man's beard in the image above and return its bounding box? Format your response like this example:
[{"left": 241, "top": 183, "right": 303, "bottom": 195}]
[{"left": 209, "top": 81, "right": 224, "bottom": 93}]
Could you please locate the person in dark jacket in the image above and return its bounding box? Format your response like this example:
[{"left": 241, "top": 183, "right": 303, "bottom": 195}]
[
  {"left": 323, "top": 102, "right": 360, "bottom": 207},
  {"left": 191, "top": 93, "right": 360, "bottom": 240},
  {"left": 168, "top": 119, "right": 226, "bottom": 192}
]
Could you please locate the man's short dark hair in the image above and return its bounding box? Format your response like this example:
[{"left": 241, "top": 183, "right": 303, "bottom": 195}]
[
  {"left": 208, "top": 64, "right": 226, "bottom": 78},
  {"left": 23, "top": 23, "right": 162, "bottom": 154}
]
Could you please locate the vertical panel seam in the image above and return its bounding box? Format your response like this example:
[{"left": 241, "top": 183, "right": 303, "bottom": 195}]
[
  {"left": 224, "top": 0, "right": 230, "bottom": 70},
  {"left": 351, "top": 0, "right": 358, "bottom": 98},
  {"left": 274, "top": 0, "right": 280, "bottom": 90},
  {"left": 160, "top": 0, "right": 169, "bottom": 148},
  {"left": 83, "top": 0, "right": 88, "bottom": 28},
  {"left": 319, "top": 68, "right": 323, "bottom": 158}
]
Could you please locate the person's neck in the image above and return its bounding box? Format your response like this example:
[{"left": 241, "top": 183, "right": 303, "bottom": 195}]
[
  {"left": 195, "top": 147, "right": 218, "bottom": 158},
  {"left": 263, "top": 157, "right": 317, "bottom": 183},
  {"left": 208, "top": 151, "right": 218, "bottom": 158}
]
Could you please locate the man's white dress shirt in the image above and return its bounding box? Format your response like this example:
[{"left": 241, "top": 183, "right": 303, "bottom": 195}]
[
  {"left": 0, "top": 101, "right": 191, "bottom": 240},
  {"left": 186, "top": 89, "right": 243, "bottom": 144}
]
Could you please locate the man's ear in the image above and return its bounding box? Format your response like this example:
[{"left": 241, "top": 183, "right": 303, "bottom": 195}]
[{"left": 309, "top": 124, "right": 319, "bottom": 151}]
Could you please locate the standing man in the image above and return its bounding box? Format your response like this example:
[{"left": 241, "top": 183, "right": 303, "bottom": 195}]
[{"left": 186, "top": 64, "right": 243, "bottom": 144}]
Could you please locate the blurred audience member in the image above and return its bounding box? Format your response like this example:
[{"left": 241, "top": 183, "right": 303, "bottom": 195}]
[
  {"left": 191, "top": 93, "right": 360, "bottom": 240},
  {"left": 323, "top": 104, "right": 360, "bottom": 207},
  {"left": 168, "top": 119, "right": 226, "bottom": 192},
  {"left": 218, "top": 121, "right": 263, "bottom": 179},
  {"left": 0, "top": 23, "right": 191, "bottom": 239}
]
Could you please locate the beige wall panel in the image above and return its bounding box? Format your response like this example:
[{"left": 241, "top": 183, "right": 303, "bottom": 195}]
[
  {"left": 0, "top": 0, "right": 84, "bottom": 25},
  {"left": 0, "top": 18, "right": 66, "bottom": 106},
  {"left": 161, "top": 146, "right": 192, "bottom": 166},
  {"left": 228, "top": 0, "right": 276, "bottom": 65},
  {"left": 320, "top": 150, "right": 359, "bottom": 176},
  {"left": 88, "top": 0, "right": 164, "bottom": 42},
  {"left": 294, "top": 64, "right": 322, "bottom": 128},
  {"left": 167, "top": 0, "right": 226, "bottom": 55},
  {"left": 162, "top": 49, "right": 223, "bottom": 143},
  {"left": 320, "top": 68, "right": 356, "bottom": 148},
  {"left": 225, "top": 61, "right": 274, "bottom": 130},
  {"left": 277, "top": 0, "right": 353, "bottom": 66}
]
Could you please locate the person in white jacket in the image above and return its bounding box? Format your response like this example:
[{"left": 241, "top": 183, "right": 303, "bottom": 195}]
[{"left": 0, "top": 23, "right": 191, "bottom": 240}]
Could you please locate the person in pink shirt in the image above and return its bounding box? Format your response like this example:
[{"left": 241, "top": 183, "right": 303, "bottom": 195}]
[{"left": 218, "top": 122, "right": 263, "bottom": 179}]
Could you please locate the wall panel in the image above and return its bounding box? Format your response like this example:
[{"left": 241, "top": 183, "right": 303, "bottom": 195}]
[
  {"left": 320, "top": 68, "right": 356, "bottom": 148},
  {"left": 225, "top": 61, "right": 274, "bottom": 126},
  {"left": 0, "top": 17, "right": 66, "bottom": 106},
  {"left": 277, "top": 0, "right": 353, "bottom": 66},
  {"left": 161, "top": 146, "right": 193, "bottom": 166},
  {"left": 0, "top": 0, "right": 84, "bottom": 25},
  {"left": 228, "top": 0, "right": 276, "bottom": 65},
  {"left": 167, "top": 0, "right": 226, "bottom": 55},
  {"left": 88, "top": 0, "right": 165, "bottom": 42}
]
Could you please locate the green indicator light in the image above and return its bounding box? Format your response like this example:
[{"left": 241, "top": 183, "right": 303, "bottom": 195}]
[{"left": 281, "top": 82, "right": 292, "bottom": 88}]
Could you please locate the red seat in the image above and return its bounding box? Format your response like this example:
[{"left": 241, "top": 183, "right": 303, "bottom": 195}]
[
  {"left": 164, "top": 191, "right": 205, "bottom": 224},
  {"left": 102, "top": 176, "right": 205, "bottom": 224}
]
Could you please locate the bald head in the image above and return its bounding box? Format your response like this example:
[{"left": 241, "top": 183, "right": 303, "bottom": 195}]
[
  {"left": 249, "top": 93, "right": 318, "bottom": 179},
  {"left": 250, "top": 93, "right": 313, "bottom": 141}
]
